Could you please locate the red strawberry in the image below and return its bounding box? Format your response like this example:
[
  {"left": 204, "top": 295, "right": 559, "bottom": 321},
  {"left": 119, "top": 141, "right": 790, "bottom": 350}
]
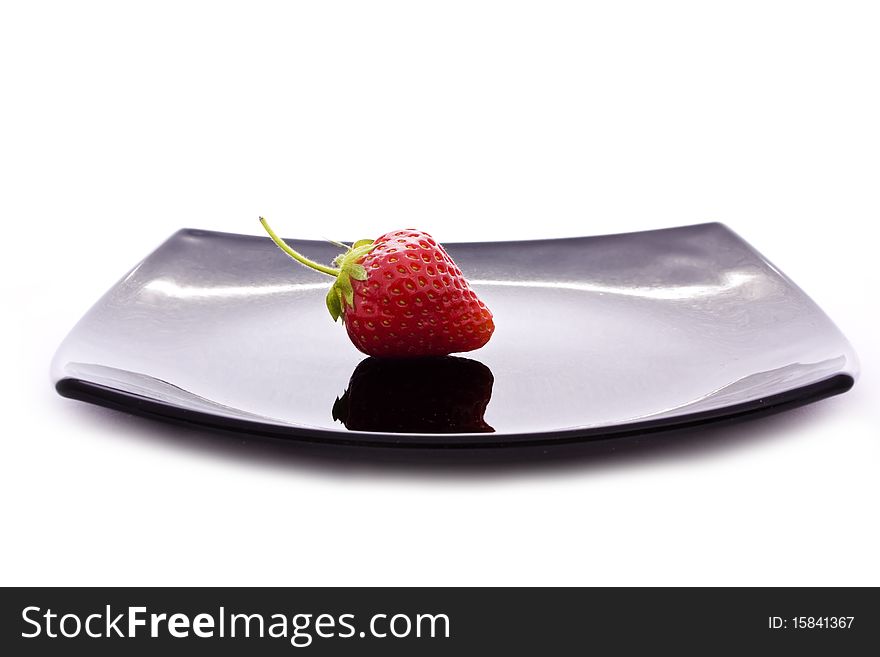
[{"left": 259, "top": 218, "right": 494, "bottom": 357}]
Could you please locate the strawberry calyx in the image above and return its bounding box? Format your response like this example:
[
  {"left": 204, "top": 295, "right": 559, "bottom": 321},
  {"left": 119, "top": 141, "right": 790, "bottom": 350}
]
[
  {"left": 259, "top": 217, "right": 375, "bottom": 322},
  {"left": 326, "top": 239, "right": 375, "bottom": 321}
]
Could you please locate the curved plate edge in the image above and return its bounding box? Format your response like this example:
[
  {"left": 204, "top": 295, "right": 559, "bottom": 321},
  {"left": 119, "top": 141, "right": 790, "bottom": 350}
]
[{"left": 55, "top": 374, "right": 854, "bottom": 450}]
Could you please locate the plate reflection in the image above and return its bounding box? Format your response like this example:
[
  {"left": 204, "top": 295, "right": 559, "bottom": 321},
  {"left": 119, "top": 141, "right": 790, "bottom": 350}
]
[{"left": 332, "top": 357, "right": 495, "bottom": 434}]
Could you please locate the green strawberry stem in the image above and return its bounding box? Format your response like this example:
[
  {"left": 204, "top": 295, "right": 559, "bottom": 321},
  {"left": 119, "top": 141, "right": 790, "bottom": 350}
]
[
  {"left": 259, "top": 217, "right": 340, "bottom": 278},
  {"left": 259, "top": 217, "right": 377, "bottom": 322}
]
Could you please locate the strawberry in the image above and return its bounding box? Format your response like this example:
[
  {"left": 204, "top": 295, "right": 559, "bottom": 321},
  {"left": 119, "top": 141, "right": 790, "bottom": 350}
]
[
  {"left": 259, "top": 218, "right": 495, "bottom": 357},
  {"left": 332, "top": 356, "right": 495, "bottom": 432}
]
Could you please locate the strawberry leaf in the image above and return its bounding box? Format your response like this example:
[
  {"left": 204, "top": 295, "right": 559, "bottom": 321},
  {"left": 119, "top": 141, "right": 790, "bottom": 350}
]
[
  {"left": 337, "top": 272, "right": 354, "bottom": 308},
  {"left": 326, "top": 286, "right": 342, "bottom": 321},
  {"left": 349, "top": 243, "right": 376, "bottom": 260},
  {"left": 349, "top": 263, "right": 368, "bottom": 281}
]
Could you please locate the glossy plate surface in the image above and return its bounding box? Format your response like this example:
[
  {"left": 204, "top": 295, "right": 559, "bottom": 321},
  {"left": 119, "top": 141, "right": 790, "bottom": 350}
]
[{"left": 52, "top": 223, "right": 857, "bottom": 447}]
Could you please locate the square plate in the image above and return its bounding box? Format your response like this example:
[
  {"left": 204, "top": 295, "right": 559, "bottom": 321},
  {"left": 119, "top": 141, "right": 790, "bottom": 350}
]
[{"left": 52, "top": 223, "right": 857, "bottom": 447}]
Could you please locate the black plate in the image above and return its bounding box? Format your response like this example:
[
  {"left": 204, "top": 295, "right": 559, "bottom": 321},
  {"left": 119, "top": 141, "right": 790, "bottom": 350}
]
[{"left": 52, "top": 223, "right": 858, "bottom": 448}]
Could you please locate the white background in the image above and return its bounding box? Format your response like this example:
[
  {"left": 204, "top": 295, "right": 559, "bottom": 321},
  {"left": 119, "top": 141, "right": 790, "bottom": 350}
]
[{"left": 1, "top": 1, "right": 878, "bottom": 586}]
